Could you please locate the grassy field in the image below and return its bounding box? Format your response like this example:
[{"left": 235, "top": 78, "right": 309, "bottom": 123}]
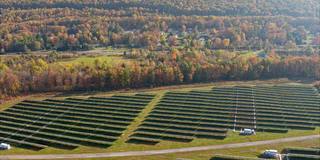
[
  {"left": 1, "top": 48, "right": 131, "bottom": 68},
  {"left": 94, "top": 138, "right": 320, "bottom": 160},
  {"left": 54, "top": 55, "right": 132, "bottom": 67},
  {"left": 54, "top": 47, "right": 131, "bottom": 66},
  {"left": 0, "top": 79, "right": 319, "bottom": 159},
  {"left": 0, "top": 93, "right": 57, "bottom": 111}
]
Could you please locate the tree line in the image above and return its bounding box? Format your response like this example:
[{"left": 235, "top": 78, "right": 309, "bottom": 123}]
[{"left": 1, "top": 49, "right": 319, "bottom": 99}]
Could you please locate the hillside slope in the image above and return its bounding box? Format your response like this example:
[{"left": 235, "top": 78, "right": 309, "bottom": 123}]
[{"left": 0, "top": 0, "right": 318, "bottom": 17}]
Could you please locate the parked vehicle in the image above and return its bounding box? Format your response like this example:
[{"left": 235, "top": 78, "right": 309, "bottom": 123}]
[
  {"left": 239, "top": 129, "right": 256, "bottom": 135},
  {"left": 0, "top": 143, "right": 11, "bottom": 150},
  {"left": 262, "top": 150, "right": 279, "bottom": 158}
]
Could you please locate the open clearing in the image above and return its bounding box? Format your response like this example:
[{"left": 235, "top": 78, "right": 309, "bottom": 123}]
[{"left": 54, "top": 55, "right": 131, "bottom": 67}]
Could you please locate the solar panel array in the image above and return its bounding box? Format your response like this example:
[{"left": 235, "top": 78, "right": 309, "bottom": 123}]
[
  {"left": 129, "top": 85, "right": 320, "bottom": 144},
  {"left": 0, "top": 94, "right": 155, "bottom": 150}
]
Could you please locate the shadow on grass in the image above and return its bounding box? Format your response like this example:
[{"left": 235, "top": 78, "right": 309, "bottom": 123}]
[{"left": 126, "top": 139, "right": 159, "bottom": 145}]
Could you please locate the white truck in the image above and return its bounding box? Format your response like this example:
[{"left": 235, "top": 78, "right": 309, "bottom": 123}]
[{"left": 0, "top": 143, "right": 11, "bottom": 150}]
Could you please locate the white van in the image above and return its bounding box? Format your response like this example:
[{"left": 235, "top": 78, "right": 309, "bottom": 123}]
[
  {"left": 239, "top": 129, "right": 255, "bottom": 135},
  {"left": 262, "top": 150, "right": 279, "bottom": 158},
  {"left": 0, "top": 143, "right": 11, "bottom": 150}
]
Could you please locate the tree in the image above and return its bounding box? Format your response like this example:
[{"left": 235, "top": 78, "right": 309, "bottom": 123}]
[
  {"left": 30, "top": 40, "right": 42, "bottom": 51},
  {"left": 0, "top": 70, "right": 21, "bottom": 96},
  {"left": 306, "top": 46, "right": 314, "bottom": 56},
  {"left": 222, "top": 39, "right": 230, "bottom": 48}
]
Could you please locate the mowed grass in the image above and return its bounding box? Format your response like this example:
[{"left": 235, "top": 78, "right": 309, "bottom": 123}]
[
  {"left": 94, "top": 137, "right": 320, "bottom": 160},
  {"left": 0, "top": 99, "right": 21, "bottom": 111},
  {"left": 54, "top": 55, "right": 133, "bottom": 67},
  {"left": 0, "top": 79, "right": 319, "bottom": 157},
  {"left": 54, "top": 47, "right": 132, "bottom": 66},
  {"left": 0, "top": 93, "right": 56, "bottom": 111}
]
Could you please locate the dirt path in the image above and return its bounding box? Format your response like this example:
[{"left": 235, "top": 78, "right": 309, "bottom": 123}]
[{"left": 1, "top": 135, "right": 319, "bottom": 160}]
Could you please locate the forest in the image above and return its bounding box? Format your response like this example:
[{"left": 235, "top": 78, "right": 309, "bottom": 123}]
[
  {"left": 0, "top": 0, "right": 319, "bottom": 99},
  {"left": 0, "top": 1, "right": 319, "bottom": 53},
  {"left": 0, "top": 0, "right": 318, "bottom": 17}
]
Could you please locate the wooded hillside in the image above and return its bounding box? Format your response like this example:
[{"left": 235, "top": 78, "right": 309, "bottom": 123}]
[
  {"left": 0, "top": 0, "right": 319, "bottom": 99},
  {"left": 0, "top": 0, "right": 318, "bottom": 17}
]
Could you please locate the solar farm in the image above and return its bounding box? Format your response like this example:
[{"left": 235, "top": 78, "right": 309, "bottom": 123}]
[
  {"left": 0, "top": 94, "right": 155, "bottom": 150},
  {"left": 282, "top": 147, "right": 320, "bottom": 160},
  {"left": 128, "top": 85, "right": 320, "bottom": 144},
  {"left": 0, "top": 83, "right": 319, "bottom": 159}
]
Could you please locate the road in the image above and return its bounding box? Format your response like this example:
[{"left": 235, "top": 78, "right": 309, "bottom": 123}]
[
  {"left": 1, "top": 135, "right": 319, "bottom": 160},
  {"left": 0, "top": 47, "right": 124, "bottom": 57}
]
